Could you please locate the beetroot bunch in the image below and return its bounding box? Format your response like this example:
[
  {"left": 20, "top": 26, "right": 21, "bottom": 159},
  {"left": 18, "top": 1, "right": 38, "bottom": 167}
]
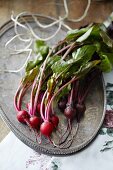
[{"left": 15, "top": 23, "right": 113, "bottom": 148}]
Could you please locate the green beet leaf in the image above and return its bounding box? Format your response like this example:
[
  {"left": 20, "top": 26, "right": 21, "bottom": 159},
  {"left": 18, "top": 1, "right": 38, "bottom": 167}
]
[
  {"left": 76, "top": 24, "right": 100, "bottom": 43},
  {"left": 22, "top": 66, "right": 39, "bottom": 85},
  {"left": 56, "top": 85, "right": 71, "bottom": 102},
  {"left": 51, "top": 45, "right": 97, "bottom": 79},
  {"left": 76, "top": 26, "right": 94, "bottom": 43},
  {"left": 75, "top": 60, "right": 101, "bottom": 77},
  {"left": 46, "top": 55, "right": 61, "bottom": 68},
  {"left": 26, "top": 40, "right": 49, "bottom": 72},
  {"left": 51, "top": 59, "right": 71, "bottom": 75},
  {"left": 72, "top": 45, "right": 96, "bottom": 62},
  {"left": 100, "top": 29, "right": 113, "bottom": 48},
  {"left": 26, "top": 53, "right": 43, "bottom": 72},
  {"left": 98, "top": 53, "right": 112, "bottom": 72},
  {"left": 34, "top": 40, "right": 49, "bottom": 57},
  {"left": 102, "top": 53, "right": 113, "bottom": 65},
  {"left": 66, "top": 27, "right": 89, "bottom": 40}
]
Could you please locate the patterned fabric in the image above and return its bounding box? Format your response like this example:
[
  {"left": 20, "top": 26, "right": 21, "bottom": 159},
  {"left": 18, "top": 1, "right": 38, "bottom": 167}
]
[{"left": 99, "top": 81, "right": 113, "bottom": 151}]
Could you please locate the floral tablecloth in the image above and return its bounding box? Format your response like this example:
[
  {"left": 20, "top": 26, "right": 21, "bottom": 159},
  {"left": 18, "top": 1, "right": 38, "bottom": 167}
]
[{"left": 0, "top": 71, "right": 113, "bottom": 170}]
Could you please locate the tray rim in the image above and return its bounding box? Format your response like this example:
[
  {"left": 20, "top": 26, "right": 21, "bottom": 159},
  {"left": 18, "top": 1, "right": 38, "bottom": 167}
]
[{"left": 0, "top": 15, "right": 106, "bottom": 156}]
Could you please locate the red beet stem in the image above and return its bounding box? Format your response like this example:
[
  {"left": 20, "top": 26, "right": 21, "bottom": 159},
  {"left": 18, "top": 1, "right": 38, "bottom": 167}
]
[
  {"left": 33, "top": 50, "right": 53, "bottom": 116},
  {"left": 14, "top": 84, "right": 23, "bottom": 112},
  {"left": 29, "top": 78, "right": 38, "bottom": 115},
  {"left": 40, "top": 90, "right": 47, "bottom": 121},
  {"left": 18, "top": 84, "right": 31, "bottom": 111},
  {"left": 46, "top": 76, "right": 79, "bottom": 121},
  {"left": 55, "top": 44, "right": 72, "bottom": 56},
  {"left": 62, "top": 42, "right": 75, "bottom": 60}
]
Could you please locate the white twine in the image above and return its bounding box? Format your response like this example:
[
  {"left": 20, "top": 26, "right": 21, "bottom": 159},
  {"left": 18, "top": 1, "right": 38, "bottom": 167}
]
[
  {"left": 10, "top": 39, "right": 33, "bottom": 55},
  {"left": 0, "top": 49, "right": 32, "bottom": 73},
  {"left": 5, "top": 34, "right": 32, "bottom": 51},
  {"left": 11, "top": 11, "right": 31, "bottom": 42},
  {"left": 64, "top": 0, "right": 91, "bottom": 22},
  {"left": 3, "top": 0, "right": 91, "bottom": 73},
  {"left": 22, "top": 15, "right": 62, "bottom": 41},
  {"left": 10, "top": 0, "right": 91, "bottom": 42}
]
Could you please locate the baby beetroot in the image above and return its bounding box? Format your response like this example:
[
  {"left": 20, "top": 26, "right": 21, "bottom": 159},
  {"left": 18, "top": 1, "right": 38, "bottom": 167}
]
[
  {"left": 17, "top": 110, "right": 29, "bottom": 123},
  {"left": 64, "top": 106, "right": 75, "bottom": 120},
  {"left": 29, "top": 116, "right": 41, "bottom": 129},
  {"left": 40, "top": 121, "right": 54, "bottom": 137},
  {"left": 51, "top": 115, "right": 59, "bottom": 128},
  {"left": 76, "top": 103, "right": 86, "bottom": 114},
  {"left": 64, "top": 83, "right": 76, "bottom": 120}
]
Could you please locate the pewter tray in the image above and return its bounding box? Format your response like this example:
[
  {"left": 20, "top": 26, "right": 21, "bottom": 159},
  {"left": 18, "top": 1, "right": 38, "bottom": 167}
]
[{"left": 0, "top": 15, "right": 106, "bottom": 156}]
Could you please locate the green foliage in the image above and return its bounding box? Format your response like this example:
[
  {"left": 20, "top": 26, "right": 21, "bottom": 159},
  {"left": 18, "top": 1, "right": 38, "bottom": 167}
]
[
  {"left": 24, "top": 23, "right": 113, "bottom": 100},
  {"left": 26, "top": 40, "right": 49, "bottom": 72},
  {"left": 34, "top": 40, "right": 49, "bottom": 56}
]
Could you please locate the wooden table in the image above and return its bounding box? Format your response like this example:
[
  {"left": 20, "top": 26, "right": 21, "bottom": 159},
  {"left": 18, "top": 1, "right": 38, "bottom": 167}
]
[{"left": 0, "top": 0, "right": 113, "bottom": 142}]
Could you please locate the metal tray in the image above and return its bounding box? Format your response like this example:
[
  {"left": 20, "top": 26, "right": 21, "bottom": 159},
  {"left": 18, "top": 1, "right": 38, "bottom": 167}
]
[{"left": 0, "top": 15, "right": 106, "bottom": 156}]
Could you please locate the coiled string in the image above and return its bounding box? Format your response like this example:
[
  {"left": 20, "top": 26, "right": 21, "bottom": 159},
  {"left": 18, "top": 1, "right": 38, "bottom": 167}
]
[{"left": 0, "top": 0, "right": 91, "bottom": 73}]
